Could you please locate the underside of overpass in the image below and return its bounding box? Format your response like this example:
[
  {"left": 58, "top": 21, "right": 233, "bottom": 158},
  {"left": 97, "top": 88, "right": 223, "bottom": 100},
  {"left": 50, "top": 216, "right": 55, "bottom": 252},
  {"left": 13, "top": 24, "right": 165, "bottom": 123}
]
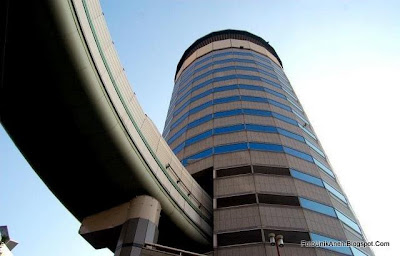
[{"left": 0, "top": 0, "right": 211, "bottom": 254}]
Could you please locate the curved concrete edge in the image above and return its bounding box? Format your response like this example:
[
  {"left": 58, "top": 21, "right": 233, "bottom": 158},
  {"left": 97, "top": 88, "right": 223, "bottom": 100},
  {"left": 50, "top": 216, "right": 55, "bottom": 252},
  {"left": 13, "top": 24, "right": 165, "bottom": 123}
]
[{"left": 45, "top": 0, "right": 212, "bottom": 245}]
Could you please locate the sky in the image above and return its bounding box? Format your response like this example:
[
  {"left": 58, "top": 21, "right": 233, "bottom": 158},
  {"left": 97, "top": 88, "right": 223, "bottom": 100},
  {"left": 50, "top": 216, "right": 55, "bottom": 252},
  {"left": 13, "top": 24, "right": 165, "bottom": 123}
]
[{"left": 1, "top": 0, "right": 400, "bottom": 255}]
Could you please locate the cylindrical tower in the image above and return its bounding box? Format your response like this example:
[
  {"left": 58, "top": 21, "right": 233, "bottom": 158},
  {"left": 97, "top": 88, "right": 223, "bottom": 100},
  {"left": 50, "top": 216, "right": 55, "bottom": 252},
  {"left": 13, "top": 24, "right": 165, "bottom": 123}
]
[{"left": 163, "top": 30, "right": 372, "bottom": 256}]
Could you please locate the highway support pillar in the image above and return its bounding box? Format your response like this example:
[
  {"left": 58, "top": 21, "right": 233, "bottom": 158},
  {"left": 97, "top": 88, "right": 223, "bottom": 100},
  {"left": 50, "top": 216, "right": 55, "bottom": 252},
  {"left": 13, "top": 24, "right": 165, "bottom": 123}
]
[
  {"left": 114, "top": 196, "right": 161, "bottom": 256},
  {"left": 79, "top": 195, "right": 161, "bottom": 256}
]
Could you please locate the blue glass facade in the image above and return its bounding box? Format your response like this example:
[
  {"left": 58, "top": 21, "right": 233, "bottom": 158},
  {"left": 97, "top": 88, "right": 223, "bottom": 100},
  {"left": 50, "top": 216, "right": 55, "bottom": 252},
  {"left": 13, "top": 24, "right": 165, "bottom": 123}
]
[{"left": 163, "top": 30, "right": 372, "bottom": 256}]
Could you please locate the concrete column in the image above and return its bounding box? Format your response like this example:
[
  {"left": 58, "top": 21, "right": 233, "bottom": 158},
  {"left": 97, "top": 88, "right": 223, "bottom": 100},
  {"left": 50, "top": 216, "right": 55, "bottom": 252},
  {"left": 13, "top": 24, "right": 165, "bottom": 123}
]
[
  {"left": 79, "top": 195, "right": 161, "bottom": 256},
  {"left": 114, "top": 196, "right": 161, "bottom": 256}
]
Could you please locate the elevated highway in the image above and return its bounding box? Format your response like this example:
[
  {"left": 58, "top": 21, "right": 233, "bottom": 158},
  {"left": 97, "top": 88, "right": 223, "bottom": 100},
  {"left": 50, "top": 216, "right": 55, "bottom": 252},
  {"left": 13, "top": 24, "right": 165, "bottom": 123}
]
[{"left": 0, "top": 0, "right": 212, "bottom": 251}]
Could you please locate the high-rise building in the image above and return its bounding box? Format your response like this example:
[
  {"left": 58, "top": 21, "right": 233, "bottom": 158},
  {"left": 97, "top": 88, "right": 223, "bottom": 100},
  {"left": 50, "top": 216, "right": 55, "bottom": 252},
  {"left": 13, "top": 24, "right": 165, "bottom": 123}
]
[{"left": 163, "top": 30, "right": 373, "bottom": 256}]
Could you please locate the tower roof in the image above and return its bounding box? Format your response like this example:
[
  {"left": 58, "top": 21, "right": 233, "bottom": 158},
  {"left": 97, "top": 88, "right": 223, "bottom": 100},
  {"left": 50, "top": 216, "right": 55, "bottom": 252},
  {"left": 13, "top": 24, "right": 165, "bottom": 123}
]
[{"left": 175, "top": 29, "right": 282, "bottom": 79}]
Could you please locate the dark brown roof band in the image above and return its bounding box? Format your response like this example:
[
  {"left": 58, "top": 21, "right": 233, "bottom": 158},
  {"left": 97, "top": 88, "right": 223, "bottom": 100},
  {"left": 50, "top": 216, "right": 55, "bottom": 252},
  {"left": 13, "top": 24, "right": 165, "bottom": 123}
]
[{"left": 175, "top": 29, "right": 283, "bottom": 80}]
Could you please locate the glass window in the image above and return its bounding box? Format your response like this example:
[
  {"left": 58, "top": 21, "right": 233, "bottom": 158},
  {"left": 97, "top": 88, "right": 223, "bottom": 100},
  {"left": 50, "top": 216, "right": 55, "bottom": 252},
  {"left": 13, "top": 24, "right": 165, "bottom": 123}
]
[
  {"left": 233, "top": 51, "right": 254, "bottom": 57},
  {"left": 180, "top": 124, "right": 308, "bottom": 151},
  {"left": 258, "top": 194, "right": 300, "bottom": 206},
  {"left": 253, "top": 166, "right": 291, "bottom": 175},
  {"left": 175, "top": 124, "right": 312, "bottom": 158},
  {"left": 170, "top": 112, "right": 189, "bottom": 129},
  {"left": 214, "top": 84, "right": 238, "bottom": 92},
  {"left": 238, "top": 84, "right": 264, "bottom": 92},
  {"left": 176, "top": 89, "right": 191, "bottom": 105},
  {"left": 214, "top": 124, "right": 245, "bottom": 134},
  {"left": 264, "top": 87, "right": 286, "bottom": 99},
  {"left": 217, "top": 194, "right": 257, "bottom": 208},
  {"left": 246, "top": 124, "right": 277, "bottom": 133},
  {"left": 217, "top": 229, "right": 262, "bottom": 246},
  {"left": 293, "top": 109, "right": 309, "bottom": 125},
  {"left": 214, "top": 74, "right": 237, "bottom": 82},
  {"left": 241, "top": 95, "right": 268, "bottom": 103},
  {"left": 314, "top": 158, "right": 335, "bottom": 178},
  {"left": 189, "top": 101, "right": 212, "bottom": 115},
  {"left": 260, "top": 77, "right": 281, "bottom": 89},
  {"left": 299, "top": 197, "right": 337, "bottom": 217},
  {"left": 234, "top": 58, "right": 255, "bottom": 66},
  {"left": 214, "top": 109, "right": 242, "bottom": 118},
  {"left": 172, "top": 105, "right": 313, "bottom": 141},
  {"left": 167, "top": 127, "right": 186, "bottom": 144},
  {"left": 191, "top": 89, "right": 213, "bottom": 102},
  {"left": 177, "top": 82, "right": 190, "bottom": 95},
  {"left": 248, "top": 142, "right": 284, "bottom": 152},
  {"left": 173, "top": 100, "right": 191, "bottom": 117},
  {"left": 236, "top": 74, "right": 262, "bottom": 81},
  {"left": 243, "top": 109, "right": 272, "bottom": 117},
  {"left": 252, "top": 52, "right": 271, "bottom": 63},
  {"left": 276, "top": 128, "right": 305, "bottom": 142},
  {"left": 268, "top": 99, "right": 292, "bottom": 111},
  {"left": 277, "top": 75, "right": 292, "bottom": 88},
  {"left": 290, "top": 169, "right": 324, "bottom": 187},
  {"left": 187, "top": 114, "right": 212, "bottom": 129},
  {"left": 186, "top": 130, "right": 213, "bottom": 146},
  {"left": 299, "top": 124, "right": 317, "bottom": 140},
  {"left": 214, "top": 143, "right": 248, "bottom": 154},
  {"left": 305, "top": 139, "right": 326, "bottom": 158},
  {"left": 258, "top": 68, "right": 279, "bottom": 79},
  {"left": 192, "top": 78, "right": 213, "bottom": 92},
  {"left": 182, "top": 148, "right": 213, "bottom": 166},
  {"left": 237, "top": 66, "right": 258, "bottom": 72},
  {"left": 323, "top": 181, "right": 347, "bottom": 203},
  {"left": 178, "top": 108, "right": 304, "bottom": 137},
  {"left": 351, "top": 247, "right": 369, "bottom": 256},
  {"left": 255, "top": 60, "right": 274, "bottom": 71},
  {"left": 172, "top": 142, "right": 185, "bottom": 154},
  {"left": 280, "top": 81, "right": 295, "bottom": 94},
  {"left": 310, "top": 233, "right": 352, "bottom": 255},
  {"left": 281, "top": 85, "right": 297, "bottom": 100},
  {"left": 287, "top": 97, "right": 303, "bottom": 112},
  {"left": 272, "top": 112, "right": 298, "bottom": 125},
  {"left": 214, "top": 96, "right": 240, "bottom": 104},
  {"left": 216, "top": 165, "right": 252, "bottom": 178},
  {"left": 283, "top": 146, "right": 314, "bottom": 162},
  {"left": 335, "top": 210, "right": 362, "bottom": 234},
  {"left": 193, "top": 62, "right": 213, "bottom": 74},
  {"left": 177, "top": 73, "right": 286, "bottom": 106},
  {"left": 192, "top": 65, "right": 273, "bottom": 85},
  {"left": 272, "top": 64, "right": 289, "bottom": 80},
  {"left": 192, "top": 69, "right": 213, "bottom": 82}
]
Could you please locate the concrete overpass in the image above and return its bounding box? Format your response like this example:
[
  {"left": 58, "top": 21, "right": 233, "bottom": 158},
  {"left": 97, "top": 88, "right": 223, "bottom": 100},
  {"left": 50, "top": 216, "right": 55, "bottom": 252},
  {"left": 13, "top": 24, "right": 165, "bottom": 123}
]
[{"left": 0, "top": 0, "right": 212, "bottom": 253}]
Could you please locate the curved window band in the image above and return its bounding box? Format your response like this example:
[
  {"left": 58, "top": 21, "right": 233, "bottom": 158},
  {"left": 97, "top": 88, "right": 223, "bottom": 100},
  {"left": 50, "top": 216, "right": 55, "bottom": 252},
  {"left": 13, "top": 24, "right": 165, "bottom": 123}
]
[
  {"left": 175, "top": 74, "right": 297, "bottom": 108},
  {"left": 300, "top": 198, "right": 362, "bottom": 235},
  {"left": 182, "top": 141, "right": 314, "bottom": 165},
  {"left": 168, "top": 95, "right": 309, "bottom": 135},
  {"left": 177, "top": 53, "right": 273, "bottom": 86},
  {"left": 165, "top": 82, "right": 294, "bottom": 126},
  {"left": 215, "top": 192, "right": 361, "bottom": 239},
  {"left": 180, "top": 139, "right": 333, "bottom": 178},
  {"left": 183, "top": 56, "right": 275, "bottom": 85},
  {"left": 166, "top": 108, "right": 317, "bottom": 148},
  {"left": 178, "top": 64, "right": 277, "bottom": 94},
  {"left": 172, "top": 55, "right": 278, "bottom": 102},
  {"left": 177, "top": 49, "right": 275, "bottom": 83},
  {"left": 170, "top": 95, "right": 293, "bottom": 130},
  {"left": 290, "top": 169, "right": 347, "bottom": 204},
  {"left": 310, "top": 233, "right": 353, "bottom": 255},
  {"left": 172, "top": 123, "right": 307, "bottom": 153},
  {"left": 172, "top": 123, "right": 325, "bottom": 160}
]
